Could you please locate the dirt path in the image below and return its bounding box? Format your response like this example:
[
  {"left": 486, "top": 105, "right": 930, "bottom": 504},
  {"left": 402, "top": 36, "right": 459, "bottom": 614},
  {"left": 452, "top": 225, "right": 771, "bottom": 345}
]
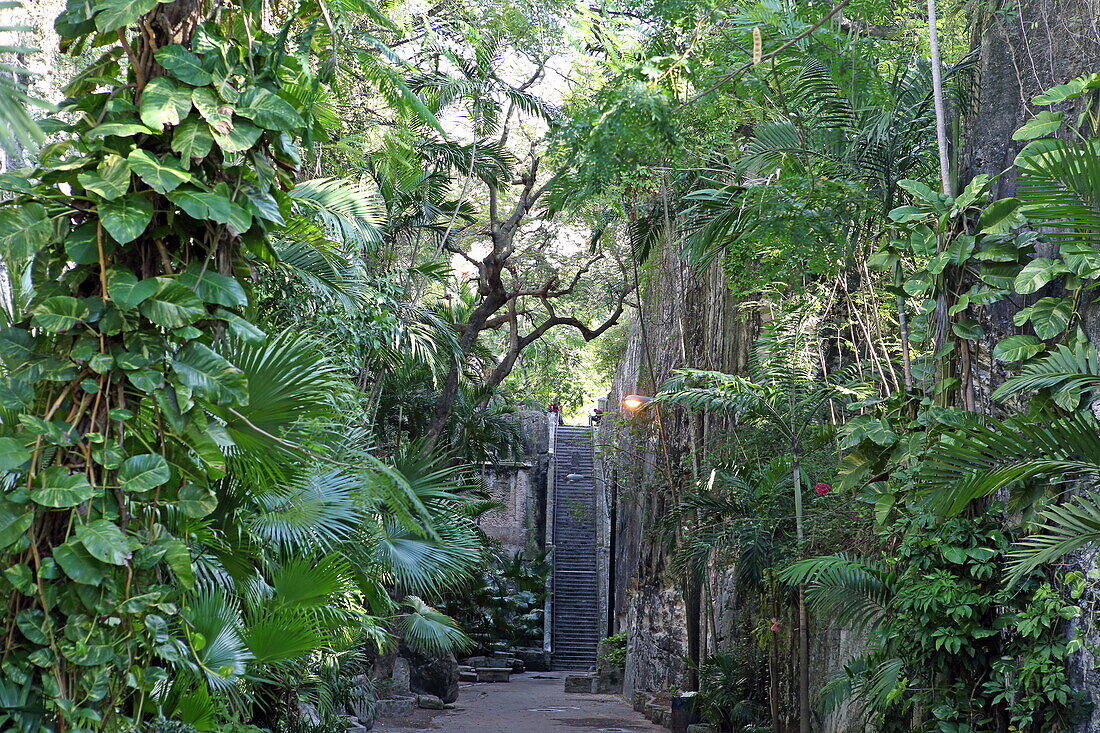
[{"left": 373, "top": 672, "right": 667, "bottom": 733}]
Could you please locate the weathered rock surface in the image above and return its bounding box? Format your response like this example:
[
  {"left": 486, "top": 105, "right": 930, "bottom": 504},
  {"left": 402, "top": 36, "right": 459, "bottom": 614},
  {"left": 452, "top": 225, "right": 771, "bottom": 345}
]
[
  {"left": 402, "top": 644, "right": 460, "bottom": 703},
  {"left": 416, "top": 694, "right": 444, "bottom": 709}
]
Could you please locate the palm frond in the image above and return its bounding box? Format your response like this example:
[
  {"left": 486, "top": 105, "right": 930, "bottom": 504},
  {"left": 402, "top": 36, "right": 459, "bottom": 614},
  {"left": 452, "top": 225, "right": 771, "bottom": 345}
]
[{"left": 780, "top": 554, "right": 895, "bottom": 633}]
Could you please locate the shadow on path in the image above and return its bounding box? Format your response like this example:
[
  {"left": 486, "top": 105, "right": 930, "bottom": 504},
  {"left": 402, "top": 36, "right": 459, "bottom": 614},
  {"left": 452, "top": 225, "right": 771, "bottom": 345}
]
[{"left": 373, "top": 672, "right": 666, "bottom": 733}]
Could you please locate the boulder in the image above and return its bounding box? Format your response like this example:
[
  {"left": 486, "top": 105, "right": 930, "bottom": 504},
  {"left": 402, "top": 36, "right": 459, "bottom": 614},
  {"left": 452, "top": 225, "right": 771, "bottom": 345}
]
[
  {"left": 390, "top": 656, "right": 411, "bottom": 695},
  {"left": 417, "top": 694, "right": 445, "bottom": 710},
  {"left": 511, "top": 646, "right": 551, "bottom": 672},
  {"left": 593, "top": 665, "right": 623, "bottom": 694},
  {"left": 296, "top": 701, "right": 321, "bottom": 726},
  {"left": 402, "top": 644, "right": 460, "bottom": 703},
  {"left": 463, "top": 655, "right": 494, "bottom": 668},
  {"left": 347, "top": 674, "right": 376, "bottom": 727}
]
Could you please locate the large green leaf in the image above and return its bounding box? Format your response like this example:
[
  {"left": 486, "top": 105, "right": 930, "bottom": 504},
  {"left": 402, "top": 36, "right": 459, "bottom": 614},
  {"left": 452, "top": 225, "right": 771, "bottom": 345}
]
[
  {"left": 171, "top": 342, "right": 247, "bottom": 406},
  {"left": 179, "top": 265, "right": 247, "bottom": 307},
  {"left": 179, "top": 483, "right": 217, "bottom": 517},
  {"left": 31, "top": 296, "right": 89, "bottom": 333},
  {"left": 993, "top": 335, "right": 1045, "bottom": 362},
  {"left": 167, "top": 186, "right": 234, "bottom": 224},
  {"left": 32, "top": 467, "right": 94, "bottom": 508},
  {"left": 154, "top": 45, "right": 211, "bottom": 85},
  {"left": 0, "top": 202, "right": 53, "bottom": 260},
  {"left": 118, "top": 453, "right": 170, "bottom": 492},
  {"left": 172, "top": 116, "right": 214, "bottom": 159},
  {"left": 1025, "top": 297, "right": 1073, "bottom": 340},
  {"left": 0, "top": 501, "right": 33, "bottom": 548},
  {"left": 106, "top": 268, "right": 159, "bottom": 309},
  {"left": 139, "top": 76, "right": 192, "bottom": 131},
  {"left": 192, "top": 87, "right": 233, "bottom": 133},
  {"left": 236, "top": 87, "right": 303, "bottom": 131},
  {"left": 0, "top": 379, "right": 34, "bottom": 411},
  {"left": 75, "top": 519, "right": 131, "bottom": 565},
  {"left": 92, "top": 0, "right": 166, "bottom": 32},
  {"left": 1012, "top": 110, "right": 1064, "bottom": 141},
  {"left": 212, "top": 120, "right": 261, "bottom": 154},
  {"left": 138, "top": 277, "right": 205, "bottom": 328},
  {"left": 127, "top": 149, "right": 192, "bottom": 194},
  {"left": 54, "top": 541, "right": 107, "bottom": 585},
  {"left": 77, "top": 154, "right": 131, "bottom": 200},
  {"left": 0, "top": 438, "right": 31, "bottom": 472},
  {"left": 1013, "top": 257, "right": 1066, "bottom": 294},
  {"left": 99, "top": 194, "right": 153, "bottom": 244}
]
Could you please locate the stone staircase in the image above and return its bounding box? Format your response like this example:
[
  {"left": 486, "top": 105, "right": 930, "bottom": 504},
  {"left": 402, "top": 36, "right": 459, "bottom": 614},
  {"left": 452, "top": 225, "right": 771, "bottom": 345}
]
[{"left": 550, "top": 425, "right": 599, "bottom": 671}]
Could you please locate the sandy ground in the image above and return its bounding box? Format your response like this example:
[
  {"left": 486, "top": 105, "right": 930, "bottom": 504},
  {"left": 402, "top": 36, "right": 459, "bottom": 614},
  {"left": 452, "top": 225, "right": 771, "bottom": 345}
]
[{"left": 373, "top": 672, "right": 667, "bottom": 733}]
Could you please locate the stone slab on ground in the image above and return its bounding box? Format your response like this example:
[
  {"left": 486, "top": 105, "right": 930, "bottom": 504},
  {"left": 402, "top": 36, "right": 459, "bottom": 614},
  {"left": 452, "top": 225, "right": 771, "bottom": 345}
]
[
  {"left": 564, "top": 673, "right": 595, "bottom": 693},
  {"left": 687, "top": 725, "right": 716, "bottom": 733},
  {"left": 374, "top": 696, "right": 416, "bottom": 719},
  {"left": 371, "top": 671, "right": 667, "bottom": 733},
  {"left": 476, "top": 667, "right": 512, "bottom": 683}
]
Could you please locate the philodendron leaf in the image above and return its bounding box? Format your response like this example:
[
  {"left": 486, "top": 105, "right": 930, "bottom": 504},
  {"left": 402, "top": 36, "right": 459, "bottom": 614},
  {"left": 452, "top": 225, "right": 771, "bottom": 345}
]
[
  {"left": 951, "top": 317, "right": 985, "bottom": 341},
  {"left": 1013, "top": 257, "right": 1066, "bottom": 294},
  {"left": 127, "top": 149, "right": 192, "bottom": 194},
  {"left": 139, "top": 277, "right": 206, "bottom": 328},
  {"left": 0, "top": 502, "right": 33, "bottom": 549},
  {"left": 93, "top": 0, "right": 167, "bottom": 32},
  {"left": 171, "top": 342, "right": 247, "bottom": 406},
  {"left": 180, "top": 265, "right": 247, "bottom": 307},
  {"left": 1012, "top": 110, "right": 1064, "bottom": 141},
  {"left": 1060, "top": 242, "right": 1100, "bottom": 279},
  {"left": 32, "top": 467, "right": 94, "bottom": 508},
  {"left": 993, "top": 335, "right": 1045, "bottom": 362},
  {"left": 179, "top": 483, "right": 217, "bottom": 518},
  {"left": 172, "top": 116, "right": 214, "bottom": 159},
  {"left": 118, "top": 453, "right": 171, "bottom": 492},
  {"left": 236, "top": 87, "right": 303, "bottom": 131},
  {"left": 0, "top": 437, "right": 32, "bottom": 471},
  {"left": 1026, "top": 297, "right": 1074, "bottom": 340},
  {"left": 77, "top": 154, "right": 131, "bottom": 200},
  {"left": 32, "top": 296, "right": 89, "bottom": 333},
  {"left": 193, "top": 87, "right": 234, "bottom": 133},
  {"left": 75, "top": 519, "right": 132, "bottom": 565},
  {"left": 212, "top": 120, "right": 261, "bottom": 154},
  {"left": 167, "top": 186, "right": 233, "bottom": 223},
  {"left": 99, "top": 194, "right": 153, "bottom": 244},
  {"left": 139, "top": 76, "right": 193, "bottom": 132},
  {"left": 106, "top": 268, "right": 159, "bottom": 309},
  {"left": 154, "top": 45, "right": 212, "bottom": 86},
  {"left": 54, "top": 541, "right": 107, "bottom": 585}
]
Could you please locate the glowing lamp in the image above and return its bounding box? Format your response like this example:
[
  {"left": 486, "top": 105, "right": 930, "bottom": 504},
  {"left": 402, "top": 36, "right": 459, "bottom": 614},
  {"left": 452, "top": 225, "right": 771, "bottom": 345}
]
[{"left": 622, "top": 394, "right": 652, "bottom": 411}]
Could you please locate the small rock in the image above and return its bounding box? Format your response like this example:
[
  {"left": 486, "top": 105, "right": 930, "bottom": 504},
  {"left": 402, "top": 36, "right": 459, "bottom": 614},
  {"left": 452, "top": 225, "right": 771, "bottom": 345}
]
[
  {"left": 417, "top": 694, "right": 445, "bottom": 710},
  {"left": 443, "top": 703, "right": 456, "bottom": 709},
  {"left": 687, "top": 725, "right": 717, "bottom": 733}
]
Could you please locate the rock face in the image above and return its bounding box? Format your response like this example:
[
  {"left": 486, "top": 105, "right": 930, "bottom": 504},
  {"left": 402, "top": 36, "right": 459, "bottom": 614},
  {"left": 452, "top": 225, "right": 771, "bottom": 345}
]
[
  {"left": 402, "top": 644, "right": 460, "bottom": 704},
  {"left": 596, "top": 247, "right": 866, "bottom": 732},
  {"left": 476, "top": 410, "right": 550, "bottom": 557}
]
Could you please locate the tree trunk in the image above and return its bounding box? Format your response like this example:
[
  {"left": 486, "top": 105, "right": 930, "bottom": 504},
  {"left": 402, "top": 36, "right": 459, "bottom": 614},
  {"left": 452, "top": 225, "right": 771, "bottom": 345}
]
[{"left": 792, "top": 449, "right": 810, "bottom": 733}]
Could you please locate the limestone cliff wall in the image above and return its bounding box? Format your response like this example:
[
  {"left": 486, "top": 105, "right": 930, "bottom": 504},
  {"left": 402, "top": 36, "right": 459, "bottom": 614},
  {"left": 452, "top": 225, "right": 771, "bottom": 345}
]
[{"left": 595, "top": 247, "right": 864, "bottom": 732}]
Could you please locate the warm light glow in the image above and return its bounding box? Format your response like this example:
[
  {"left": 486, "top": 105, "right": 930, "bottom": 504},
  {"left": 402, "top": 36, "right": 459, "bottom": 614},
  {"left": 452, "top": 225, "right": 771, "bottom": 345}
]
[{"left": 622, "top": 394, "right": 652, "bottom": 411}]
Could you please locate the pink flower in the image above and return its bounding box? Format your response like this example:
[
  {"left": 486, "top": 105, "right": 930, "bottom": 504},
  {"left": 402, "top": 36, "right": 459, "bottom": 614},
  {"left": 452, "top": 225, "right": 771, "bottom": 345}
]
[
  {"left": 814, "top": 483, "right": 831, "bottom": 496},
  {"left": 770, "top": 618, "right": 780, "bottom": 632}
]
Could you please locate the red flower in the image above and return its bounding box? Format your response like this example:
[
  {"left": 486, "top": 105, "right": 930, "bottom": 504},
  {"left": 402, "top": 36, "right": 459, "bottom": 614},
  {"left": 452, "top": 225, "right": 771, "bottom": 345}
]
[{"left": 814, "top": 483, "right": 831, "bottom": 496}]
